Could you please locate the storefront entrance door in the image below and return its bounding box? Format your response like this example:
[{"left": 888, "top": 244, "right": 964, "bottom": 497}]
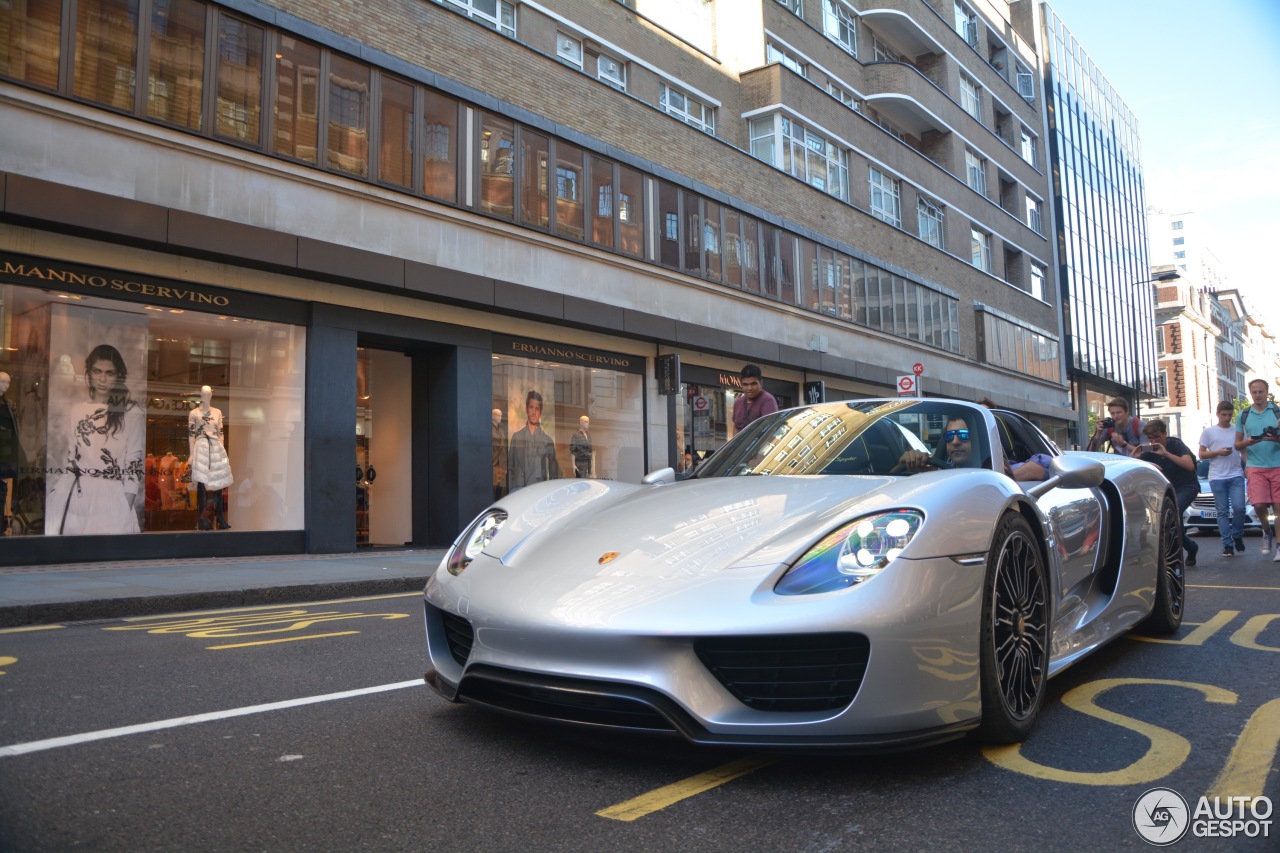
[{"left": 356, "top": 348, "right": 413, "bottom": 547}]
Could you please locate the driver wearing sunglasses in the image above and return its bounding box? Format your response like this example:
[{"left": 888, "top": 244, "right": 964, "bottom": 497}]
[{"left": 897, "top": 416, "right": 975, "bottom": 472}]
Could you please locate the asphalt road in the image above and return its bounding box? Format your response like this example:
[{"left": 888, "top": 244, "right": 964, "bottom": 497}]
[{"left": 1, "top": 549, "right": 1277, "bottom": 852}]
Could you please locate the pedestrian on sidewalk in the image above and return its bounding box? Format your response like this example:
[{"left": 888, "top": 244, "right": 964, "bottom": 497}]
[
  {"left": 1087, "top": 397, "right": 1142, "bottom": 455},
  {"left": 731, "top": 364, "right": 779, "bottom": 433},
  {"left": 1133, "top": 418, "right": 1199, "bottom": 566},
  {"left": 1236, "top": 378, "right": 1280, "bottom": 560},
  {"left": 1199, "top": 401, "right": 1247, "bottom": 557}
]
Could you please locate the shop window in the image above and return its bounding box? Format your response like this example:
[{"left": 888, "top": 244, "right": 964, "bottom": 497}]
[
  {"left": 0, "top": 280, "right": 305, "bottom": 537},
  {"left": 491, "top": 346, "right": 645, "bottom": 493}
]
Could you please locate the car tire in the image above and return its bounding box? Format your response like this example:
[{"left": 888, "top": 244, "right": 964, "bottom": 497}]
[
  {"left": 1136, "top": 496, "right": 1185, "bottom": 636},
  {"left": 978, "top": 513, "right": 1048, "bottom": 745}
]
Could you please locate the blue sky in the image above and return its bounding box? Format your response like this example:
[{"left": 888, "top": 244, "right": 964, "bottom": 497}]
[{"left": 1045, "top": 0, "right": 1280, "bottom": 328}]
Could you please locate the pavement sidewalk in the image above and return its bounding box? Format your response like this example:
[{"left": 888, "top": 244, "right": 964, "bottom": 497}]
[{"left": 0, "top": 549, "right": 446, "bottom": 627}]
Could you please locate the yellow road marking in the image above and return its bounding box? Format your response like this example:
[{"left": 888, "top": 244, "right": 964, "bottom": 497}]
[
  {"left": 1131, "top": 610, "right": 1239, "bottom": 645},
  {"left": 1188, "top": 584, "right": 1280, "bottom": 592},
  {"left": 0, "top": 625, "right": 65, "bottom": 634},
  {"left": 206, "top": 631, "right": 360, "bottom": 649},
  {"left": 983, "top": 678, "right": 1237, "bottom": 785},
  {"left": 1207, "top": 697, "right": 1280, "bottom": 802},
  {"left": 117, "top": 591, "right": 422, "bottom": 622},
  {"left": 596, "top": 755, "right": 778, "bottom": 821},
  {"left": 0, "top": 655, "right": 16, "bottom": 674}
]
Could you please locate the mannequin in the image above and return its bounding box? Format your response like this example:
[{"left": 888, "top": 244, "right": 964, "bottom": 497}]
[
  {"left": 0, "top": 372, "right": 20, "bottom": 533},
  {"left": 188, "top": 385, "right": 233, "bottom": 529}
]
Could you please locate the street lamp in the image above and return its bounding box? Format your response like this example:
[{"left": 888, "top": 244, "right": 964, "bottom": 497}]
[{"left": 1132, "top": 269, "right": 1181, "bottom": 426}]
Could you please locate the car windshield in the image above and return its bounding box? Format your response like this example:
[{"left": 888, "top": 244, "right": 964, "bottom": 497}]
[{"left": 695, "top": 400, "right": 993, "bottom": 477}]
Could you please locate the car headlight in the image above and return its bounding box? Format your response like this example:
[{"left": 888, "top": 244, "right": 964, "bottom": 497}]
[
  {"left": 775, "top": 510, "right": 923, "bottom": 595},
  {"left": 445, "top": 509, "right": 508, "bottom": 576}
]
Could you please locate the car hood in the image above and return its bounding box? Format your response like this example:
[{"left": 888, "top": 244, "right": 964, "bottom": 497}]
[{"left": 446, "top": 473, "right": 1011, "bottom": 619}]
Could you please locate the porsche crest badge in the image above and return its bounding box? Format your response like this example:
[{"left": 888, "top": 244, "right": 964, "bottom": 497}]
[{"left": 598, "top": 551, "right": 620, "bottom": 565}]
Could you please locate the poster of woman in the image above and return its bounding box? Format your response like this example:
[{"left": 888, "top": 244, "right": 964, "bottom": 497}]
[{"left": 44, "top": 306, "right": 148, "bottom": 536}]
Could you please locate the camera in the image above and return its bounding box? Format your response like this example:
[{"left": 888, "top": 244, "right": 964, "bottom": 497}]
[
  {"left": 1262, "top": 426, "right": 1280, "bottom": 439},
  {"left": 1101, "top": 417, "right": 1115, "bottom": 429}
]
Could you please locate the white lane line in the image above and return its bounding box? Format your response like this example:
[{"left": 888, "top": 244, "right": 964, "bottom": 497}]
[{"left": 0, "top": 679, "right": 422, "bottom": 758}]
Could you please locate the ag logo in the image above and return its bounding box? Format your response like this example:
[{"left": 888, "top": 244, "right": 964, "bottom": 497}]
[{"left": 1132, "top": 787, "right": 1189, "bottom": 845}]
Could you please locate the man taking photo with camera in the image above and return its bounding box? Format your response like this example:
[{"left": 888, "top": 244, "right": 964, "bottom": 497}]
[
  {"left": 1236, "top": 378, "right": 1280, "bottom": 558},
  {"left": 1087, "top": 397, "right": 1142, "bottom": 455}
]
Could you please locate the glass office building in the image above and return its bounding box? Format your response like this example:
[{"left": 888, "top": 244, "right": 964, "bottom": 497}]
[{"left": 1041, "top": 3, "right": 1153, "bottom": 440}]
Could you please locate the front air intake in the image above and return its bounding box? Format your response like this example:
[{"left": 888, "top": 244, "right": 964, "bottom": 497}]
[{"left": 694, "top": 633, "right": 870, "bottom": 712}]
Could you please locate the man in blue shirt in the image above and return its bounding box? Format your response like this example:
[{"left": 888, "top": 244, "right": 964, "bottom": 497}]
[{"left": 1236, "top": 379, "right": 1280, "bottom": 559}]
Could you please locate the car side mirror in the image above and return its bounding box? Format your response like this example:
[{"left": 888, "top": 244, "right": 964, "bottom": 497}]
[
  {"left": 642, "top": 467, "right": 676, "bottom": 486},
  {"left": 1026, "top": 455, "right": 1105, "bottom": 498}
]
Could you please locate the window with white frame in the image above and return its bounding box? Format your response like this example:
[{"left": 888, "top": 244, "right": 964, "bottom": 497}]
[
  {"left": 960, "top": 74, "right": 981, "bottom": 122},
  {"left": 970, "top": 226, "right": 991, "bottom": 271},
  {"left": 1015, "top": 61, "right": 1034, "bottom": 103},
  {"left": 869, "top": 168, "right": 901, "bottom": 226},
  {"left": 749, "top": 115, "right": 848, "bottom": 201},
  {"left": 1019, "top": 128, "right": 1037, "bottom": 167},
  {"left": 660, "top": 84, "right": 715, "bottom": 134},
  {"left": 438, "top": 0, "right": 515, "bottom": 37},
  {"left": 827, "top": 82, "right": 861, "bottom": 111},
  {"left": 775, "top": 0, "right": 803, "bottom": 14},
  {"left": 1027, "top": 196, "right": 1042, "bottom": 234},
  {"left": 965, "top": 149, "right": 987, "bottom": 196},
  {"left": 556, "top": 33, "right": 583, "bottom": 68},
  {"left": 766, "top": 44, "right": 806, "bottom": 77},
  {"left": 598, "top": 55, "right": 626, "bottom": 90},
  {"left": 823, "top": 0, "right": 857, "bottom": 56},
  {"left": 918, "top": 197, "right": 943, "bottom": 248},
  {"left": 1173, "top": 236, "right": 1184, "bottom": 245},
  {"left": 1030, "top": 263, "right": 1046, "bottom": 301},
  {"left": 1172, "top": 220, "right": 1184, "bottom": 230},
  {"left": 1174, "top": 250, "right": 1186, "bottom": 259},
  {"left": 954, "top": 2, "right": 977, "bottom": 47},
  {"left": 873, "top": 36, "right": 904, "bottom": 63},
  {"left": 1154, "top": 369, "right": 1169, "bottom": 398}
]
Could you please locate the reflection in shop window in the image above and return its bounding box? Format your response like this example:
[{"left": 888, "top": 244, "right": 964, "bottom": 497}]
[{"left": 491, "top": 352, "right": 644, "bottom": 495}]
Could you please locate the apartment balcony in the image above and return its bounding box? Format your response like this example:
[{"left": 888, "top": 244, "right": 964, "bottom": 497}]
[
  {"left": 859, "top": 61, "right": 950, "bottom": 138},
  {"left": 858, "top": 7, "right": 944, "bottom": 59}
]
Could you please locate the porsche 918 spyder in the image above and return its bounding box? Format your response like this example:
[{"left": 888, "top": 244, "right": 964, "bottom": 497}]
[{"left": 423, "top": 399, "right": 1184, "bottom": 749}]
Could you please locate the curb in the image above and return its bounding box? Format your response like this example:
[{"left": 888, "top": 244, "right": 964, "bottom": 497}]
[{"left": 0, "top": 576, "right": 429, "bottom": 628}]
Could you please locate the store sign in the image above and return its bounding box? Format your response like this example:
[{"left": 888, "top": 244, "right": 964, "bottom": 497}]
[
  {"left": 493, "top": 335, "right": 645, "bottom": 374},
  {"left": 656, "top": 354, "right": 681, "bottom": 395},
  {"left": 804, "top": 381, "right": 826, "bottom": 404},
  {"left": 0, "top": 252, "right": 309, "bottom": 325},
  {"left": 0, "top": 254, "right": 231, "bottom": 308}
]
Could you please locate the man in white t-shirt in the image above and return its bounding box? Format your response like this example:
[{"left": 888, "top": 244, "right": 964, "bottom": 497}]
[{"left": 1199, "top": 401, "right": 1247, "bottom": 557}]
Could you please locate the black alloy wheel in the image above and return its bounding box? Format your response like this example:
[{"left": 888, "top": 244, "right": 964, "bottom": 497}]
[{"left": 978, "top": 513, "right": 1048, "bottom": 744}]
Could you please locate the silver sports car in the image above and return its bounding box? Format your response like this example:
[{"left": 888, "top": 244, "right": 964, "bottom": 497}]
[{"left": 423, "top": 399, "right": 1184, "bottom": 749}]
